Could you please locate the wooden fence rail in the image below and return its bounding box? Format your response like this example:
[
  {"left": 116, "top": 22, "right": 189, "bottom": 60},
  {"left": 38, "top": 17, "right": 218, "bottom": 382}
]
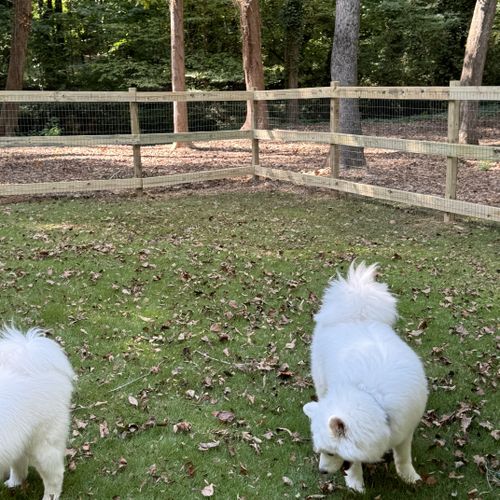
[{"left": 0, "top": 84, "right": 498, "bottom": 222}]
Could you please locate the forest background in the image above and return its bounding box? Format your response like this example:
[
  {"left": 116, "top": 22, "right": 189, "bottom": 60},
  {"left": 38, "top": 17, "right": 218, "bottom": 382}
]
[{"left": 0, "top": 0, "right": 499, "bottom": 93}]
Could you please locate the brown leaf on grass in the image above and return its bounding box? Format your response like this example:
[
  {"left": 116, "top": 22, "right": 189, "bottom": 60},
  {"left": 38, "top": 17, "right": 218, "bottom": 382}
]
[
  {"left": 212, "top": 410, "right": 235, "bottom": 423},
  {"left": 319, "top": 481, "right": 338, "bottom": 493},
  {"left": 277, "top": 363, "right": 294, "bottom": 379},
  {"left": 472, "top": 455, "right": 487, "bottom": 473},
  {"left": 184, "top": 461, "right": 196, "bottom": 478},
  {"left": 173, "top": 421, "right": 192, "bottom": 433},
  {"left": 75, "top": 419, "right": 88, "bottom": 430},
  {"left": 99, "top": 421, "right": 109, "bottom": 438},
  {"left": 198, "top": 441, "right": 220, "bottom": 452},
  {"left": 81, "top": 443, "right": 93, "bottom": 457},
  {"left": 460, "top": 415, "right": 473, "bottom": 434},
  {"left": 432, "top": 438, "right": 446, "bottom": 448},
  {"left": 242, "top": 431, "right": 262, "bottom": 454},
  {"left": 478, "top": 421, "right": 493, "bottom": 431},
  {"left": 422, "top": 474, "right": 438, "bottom": 486},
  {"left": 128, "top": 395, "right": 138, "bottom": 407}
]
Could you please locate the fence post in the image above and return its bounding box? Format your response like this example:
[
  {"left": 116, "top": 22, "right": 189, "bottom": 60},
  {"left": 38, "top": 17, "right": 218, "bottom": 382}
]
[
  {"left": 250, "top": 87, "right": 260, "bottom": 178},
  {"left": 444, "top": 80, "right": 460, "bottom": 222},
  {"left": 329, "top": 81, "right": 340, "bottom": 178},
  {"left": 128, "top": 87, "right": 143, "bottom": 193}
]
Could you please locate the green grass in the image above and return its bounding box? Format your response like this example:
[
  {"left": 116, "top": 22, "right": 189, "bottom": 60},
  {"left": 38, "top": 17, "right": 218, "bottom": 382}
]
[{"left": 0, "top": 190, "right": 498, "bottom": 500}]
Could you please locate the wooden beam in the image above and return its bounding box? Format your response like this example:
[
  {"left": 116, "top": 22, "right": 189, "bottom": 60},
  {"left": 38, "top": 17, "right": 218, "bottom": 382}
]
[
  {"left": 254, "top": 87, "right": 333, "bottom": 101},
  {"left": 0, "top": 167, "right": 254, "bottom": 197},
  {"left": 0, "top": 130, "right": 253, "bottom": 148},
  {"left": 0, "top": 178, "right": 141, "bottom": 196},
  {"left": 329, "top": 81, "right": 340, "bottom": 177},
  {"left": 128, "top": 87, "right": 143, "bottom": 192},
  {"left": 445, "top": 81, "right": 460, "bottom": 222},
  {"left": 254, "top": 166, "right": 500, "bottom": 222},
  {"left": 142, "top": 167, "right": 254, "bottom": 188},
  {"left": 253, "top": 129, "right": 500, "bottom": 161}
]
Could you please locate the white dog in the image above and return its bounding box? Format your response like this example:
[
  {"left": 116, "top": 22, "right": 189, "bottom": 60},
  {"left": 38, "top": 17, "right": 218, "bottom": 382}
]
[
  {"left": 303, "top": 262, "right": 428, "bottom": 493},
  {"left": 0, "top": 326, "right": 75, "bottom": 500}
]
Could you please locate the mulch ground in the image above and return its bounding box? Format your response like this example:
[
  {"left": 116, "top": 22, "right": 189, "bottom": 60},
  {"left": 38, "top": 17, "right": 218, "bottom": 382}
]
[{"left": 1, "top": 120, "right": 498, "bottom": 206}]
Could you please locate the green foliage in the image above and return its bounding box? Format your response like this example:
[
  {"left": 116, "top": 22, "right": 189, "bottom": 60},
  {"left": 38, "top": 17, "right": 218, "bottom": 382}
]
[
  {"left": 0, "top": 0, "right": 498, "bottom": 91},
  {"left": 359, "top": 0, "right": 463, "bottom": 86},
  {"left": 39, "top": 117, "right": 61, "bottom": 136},
  {"left": 0, "top": 0, "right": 11, "bottom": 88}
]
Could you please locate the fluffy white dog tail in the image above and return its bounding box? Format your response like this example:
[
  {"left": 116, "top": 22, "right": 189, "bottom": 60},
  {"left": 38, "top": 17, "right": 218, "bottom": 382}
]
[
  {"left": 315, "top": 262, "right": 398, "bottom": 327},
  {"left": 0, "top": 325, "right": 75, "bottom": 381}
]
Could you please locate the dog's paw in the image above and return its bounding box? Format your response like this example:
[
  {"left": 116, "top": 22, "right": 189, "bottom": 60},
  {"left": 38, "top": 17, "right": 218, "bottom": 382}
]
[
  {"left": 4, "top": 477, "right": 23, "bottom": 488},
  {"left": 345, "top": 476, "right": 365, "bottom": 493},
  {"left": 397, "top": 465, "right": 421, "bottom": 484}
]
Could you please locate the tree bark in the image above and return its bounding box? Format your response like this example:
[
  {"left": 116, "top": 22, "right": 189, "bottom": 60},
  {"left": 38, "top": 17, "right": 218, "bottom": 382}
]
[
  {"left": 235, "top": 0, "right": 268, "bottom": 129},
  {"left": 0, "top": 0, "right": 33, "bottom": 136},
  {"left": 459, "top": 0, "right": 496, "bottom": 145},
  {"left": 283, "top": 0, "right": 303, "bottom": 125},
  {"left": 330, "top": 0, "right": 366, "bottom": 167},
  {"left": 170, "top": 0, "right": 189, "bottom": 148}
]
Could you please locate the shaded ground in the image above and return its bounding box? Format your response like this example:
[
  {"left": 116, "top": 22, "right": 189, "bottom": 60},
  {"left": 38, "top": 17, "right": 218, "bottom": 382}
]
[{"left": 1, "top": 120, "right": 498, "bottom": 206}]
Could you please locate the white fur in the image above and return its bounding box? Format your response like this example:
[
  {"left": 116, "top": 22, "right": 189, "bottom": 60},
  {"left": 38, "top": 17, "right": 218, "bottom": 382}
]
[
  {"left": 0, "top": 326, "right": 75, "bottom": 500},
  {"left": 303, "top": 262, "right": 428, "bottom": 493}
]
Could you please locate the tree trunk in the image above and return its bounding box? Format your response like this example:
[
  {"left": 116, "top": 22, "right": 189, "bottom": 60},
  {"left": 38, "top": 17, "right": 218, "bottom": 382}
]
[
  {"left": 459, "top": 0, "right": 496, "bottom": 145},
  {"left": 0, "top": 0, "right": 33, "bottom": 137},
  {"left": 283, "top": 0, "right": 303, "bottom": 126},
  {"left": 235, "top": 0, "right": 268, "bottom": 130},
  {"left": 170, "top": 0, "right": 189, "bottom": 148},
  {"left": 330, "top": 0, "right": 366, "bottom": 167}
]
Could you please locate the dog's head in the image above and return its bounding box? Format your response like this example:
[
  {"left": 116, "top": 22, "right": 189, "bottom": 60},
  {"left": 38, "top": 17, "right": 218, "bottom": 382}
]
[{"left": 303, "top": 396, "right": 391, "bottom": 469}]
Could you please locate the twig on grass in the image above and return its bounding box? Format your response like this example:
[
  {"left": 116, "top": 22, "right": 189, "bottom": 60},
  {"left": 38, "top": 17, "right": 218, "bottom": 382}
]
[
  {"left": 193, "top": 349, "right": 232, "bottom": 366},
  {"left": 108, "top": 361, "right": 164, "bottom": 394}
]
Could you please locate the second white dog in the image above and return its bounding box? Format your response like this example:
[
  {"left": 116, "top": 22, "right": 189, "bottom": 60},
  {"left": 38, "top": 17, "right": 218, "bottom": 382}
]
[
  {"left": 0, "top": 326, "right": 75, "bottom": 500},
  {"left": 303, "top": 262, "right": 428, "bottom": 492}
]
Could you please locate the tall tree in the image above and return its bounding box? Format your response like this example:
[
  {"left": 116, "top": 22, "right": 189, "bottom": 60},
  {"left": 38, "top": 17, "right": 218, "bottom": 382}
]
[
  {"left": 0, "top": 0, "right": 32, "bottom": 136},
  {"left": 459, "top": 0, "right": 497, "bottom": 144},
  {"left": 170, "top": 0, "right": 189, "bottom": 148},
  {"left": 331, "top": 0, "right": 365, "bottom": 167},
  {"left": 234, "top": 0, "right": 268, "bottom": 129},
  {"left": 282, "top": 0, "right": 304, "bottom": 124}
]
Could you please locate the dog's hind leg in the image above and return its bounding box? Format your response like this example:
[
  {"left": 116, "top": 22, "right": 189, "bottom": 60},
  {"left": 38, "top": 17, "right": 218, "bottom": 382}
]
[
  {"left": 393, "top": 434, "right": 421, "bottom": 484},
  {"left": 344, "top": 461, "right": 365, "bottom": 493},
  {"left": 32, "top": 446, "right": 65, "bottom": 500},
  {"left": 5, "top": 456, "right": 29, "bottom": 488}
]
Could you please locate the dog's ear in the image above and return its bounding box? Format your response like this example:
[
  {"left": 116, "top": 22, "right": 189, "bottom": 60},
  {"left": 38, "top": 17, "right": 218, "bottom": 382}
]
[
  {"left": 303, "top": 402, "right": 318, "bottom": 418},
  {"left": 328, "top": 416, "right": 347, "bottom": 437}
]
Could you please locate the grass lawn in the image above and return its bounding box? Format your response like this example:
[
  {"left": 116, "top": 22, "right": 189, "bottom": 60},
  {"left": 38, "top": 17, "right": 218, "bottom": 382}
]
[{"left": 0, "top": 189, "right": 498, "bottom": 500}]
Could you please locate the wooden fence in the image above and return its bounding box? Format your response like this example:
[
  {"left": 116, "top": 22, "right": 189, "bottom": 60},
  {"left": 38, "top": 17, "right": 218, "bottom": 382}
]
[{"left": 0, "top": 84, "right": 499, "bottom": 222}]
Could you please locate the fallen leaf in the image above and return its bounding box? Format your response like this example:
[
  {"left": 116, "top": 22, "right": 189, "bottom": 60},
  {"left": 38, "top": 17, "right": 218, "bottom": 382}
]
[
  {"left": 173, "top": 421, "right": 192, "bottom": 433},
  {"left": 198, "top": 441, "right": 220, "bottom": 451},
  {"left": 212, "top": 410, "right": 235, "bottom": 424},
  {"left": 201, "top": 483, "right": 215, "bottom": 497}
]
